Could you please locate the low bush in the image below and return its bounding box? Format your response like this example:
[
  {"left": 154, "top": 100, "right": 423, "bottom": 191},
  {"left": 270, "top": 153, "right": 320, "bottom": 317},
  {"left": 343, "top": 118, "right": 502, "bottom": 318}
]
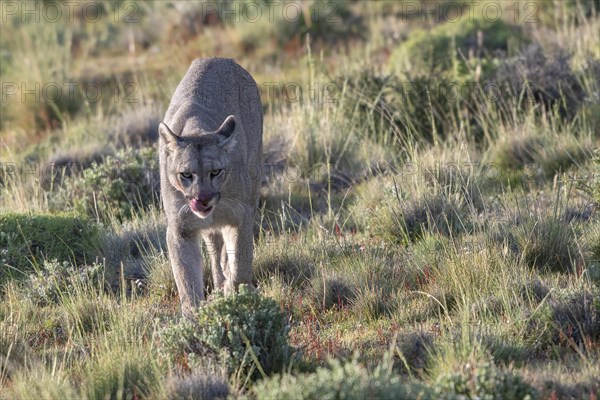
[
  {"left": 251, "top": 356, "right": 430, "bottom": 400},
  {"left": 433, "top": 362, "right": 539, "bottom": 400},
  {"left": 0, "top": 212, "right": 100, "bottom": 282},
  {"left": 389, "top": 18, "right": 522, "bottom": 77},
  {"left": 16, "top": 259, "right": 104, "bottom": 307},
  {"left": 160, "top": 285, "right": 294, "bottom": 381},
  {"left": 55, "top": 147, "right": 160, "bottom": 222}
]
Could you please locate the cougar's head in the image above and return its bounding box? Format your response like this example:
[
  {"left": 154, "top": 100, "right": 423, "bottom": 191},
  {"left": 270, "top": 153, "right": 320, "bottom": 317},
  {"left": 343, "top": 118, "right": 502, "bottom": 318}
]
[{"left": 159, "top": 115, "right": 237, "bottom": 219}]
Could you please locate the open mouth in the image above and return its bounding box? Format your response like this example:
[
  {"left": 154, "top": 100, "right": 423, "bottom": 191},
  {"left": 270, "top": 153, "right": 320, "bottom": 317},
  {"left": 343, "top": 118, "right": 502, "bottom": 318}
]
[
  {"left": 190, "top": 199, "right": 214, "bottom": 218},
  {"left": 196, "top": 205, "right": 213, "bottom": 217}
]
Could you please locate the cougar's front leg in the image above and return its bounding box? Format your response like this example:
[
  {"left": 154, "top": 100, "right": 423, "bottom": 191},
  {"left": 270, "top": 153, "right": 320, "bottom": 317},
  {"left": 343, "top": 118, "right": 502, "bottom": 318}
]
[
  {"left": 202, "top": 231, "right": 227, "bottom": 291},
  {"left": 166, "top": 227, "right": 204, "bottom": 317},
  {"left": 222, "top": 215, "right": 254, "bottom": 295}
]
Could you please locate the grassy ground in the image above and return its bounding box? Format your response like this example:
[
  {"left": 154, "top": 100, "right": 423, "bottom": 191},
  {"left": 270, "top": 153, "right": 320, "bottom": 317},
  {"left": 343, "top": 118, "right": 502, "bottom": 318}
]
[{"left": 1, "top": 1, "right": 599, "bottom": 399}]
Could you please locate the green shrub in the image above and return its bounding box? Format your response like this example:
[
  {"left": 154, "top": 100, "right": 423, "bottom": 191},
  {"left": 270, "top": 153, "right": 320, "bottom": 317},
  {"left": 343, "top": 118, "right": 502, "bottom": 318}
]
[
  {"left": 160, "top": 285, "right": 294, "bottom": 380},
  {"left": 0, "top": 212, "right": 100, "bottom": 282},
  {"left": 230, "top": 0, "right": 359, "bottom": 51},
  {"left": 390, "top": 18, "right": 522, "bottom": 77},
  {"left": 55, "top": 147, "right": 160, "bottom": 222},
  {"left": 251, "top": 356, "right": 430, "bottom": 400},
  {"left": 17, "top": 259, "right": 104, "bottom": 307},
  {"left": 433, "top": 362, "right": 539, "bottom": 400}
]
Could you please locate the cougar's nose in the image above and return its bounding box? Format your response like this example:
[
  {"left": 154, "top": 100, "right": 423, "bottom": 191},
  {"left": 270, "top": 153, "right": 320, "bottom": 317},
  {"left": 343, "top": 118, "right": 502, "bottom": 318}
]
[{"left": 196, "top": 191, "right": 214, "bottom": 206}]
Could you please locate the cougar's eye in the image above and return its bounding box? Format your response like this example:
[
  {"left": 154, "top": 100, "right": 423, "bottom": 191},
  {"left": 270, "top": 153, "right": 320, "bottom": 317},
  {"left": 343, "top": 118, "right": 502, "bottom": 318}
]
[
  {"left": 180, "top": 172, "right": 193, "bottom": 180},
  {"left": 210, "top": 169, "right": 223, "bottom": 177}
]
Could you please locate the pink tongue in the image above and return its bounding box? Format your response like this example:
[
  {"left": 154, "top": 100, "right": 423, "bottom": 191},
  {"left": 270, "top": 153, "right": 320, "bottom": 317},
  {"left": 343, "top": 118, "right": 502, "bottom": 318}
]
[{"left": 190, "top": 199, "right": 209, "bottom": 212}]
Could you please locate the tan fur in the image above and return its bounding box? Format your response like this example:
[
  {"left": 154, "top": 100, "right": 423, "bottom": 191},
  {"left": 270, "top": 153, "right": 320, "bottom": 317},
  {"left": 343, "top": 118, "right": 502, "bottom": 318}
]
[{"left": 159, "top": 58, "right": 262, "bottom": 317}]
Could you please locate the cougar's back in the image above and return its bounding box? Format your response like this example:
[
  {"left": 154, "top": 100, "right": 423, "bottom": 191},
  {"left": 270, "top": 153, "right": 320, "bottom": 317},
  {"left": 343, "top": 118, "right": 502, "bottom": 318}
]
[{"left": 163, "top": 58, "right": 262, "bottom": 170}]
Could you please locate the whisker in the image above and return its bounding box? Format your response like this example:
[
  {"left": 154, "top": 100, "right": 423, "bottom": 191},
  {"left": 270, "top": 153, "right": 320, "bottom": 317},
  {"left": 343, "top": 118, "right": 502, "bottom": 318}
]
[
  {"left": 224, "top": 199, "right": 246, "bottom": 218},
  {"left": 178, "top": 203, "right": 189, "bottom": 216},
  {"left": 219, "top": 199, "right": 238, "bottom": 218}
]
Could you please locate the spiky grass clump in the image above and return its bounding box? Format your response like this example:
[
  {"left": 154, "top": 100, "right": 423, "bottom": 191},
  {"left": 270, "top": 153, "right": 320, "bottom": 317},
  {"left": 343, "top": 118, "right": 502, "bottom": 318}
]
[
  {"left": 7, "top": 366, "right": 82, "bottom": 400},
  {"left": 254, "top": 237, "right": 315, "bottom": 288},
  {"left": 163, "top": 372, "right": 229, "bottom": 400},
  {"left": 350, "top": 165, "right": 480, "bottom": 244},
  {"left": 491, "top": 125, "right": 591, "bottom": 182},
  {"left": 522, "top": 286, "right": 600, "bottom": 352},
  {"left": 84, "top": 346, "right": 163, "bottom": 400},
  {"left": 511, "top": 214, "right": 580, "bottom": 273},
  {"left": 422, "top": 238, "right": 534, "bottom": 318}
]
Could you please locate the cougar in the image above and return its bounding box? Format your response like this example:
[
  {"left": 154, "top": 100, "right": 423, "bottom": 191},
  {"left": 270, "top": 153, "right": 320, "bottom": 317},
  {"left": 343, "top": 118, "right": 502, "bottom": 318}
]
[{"left": 158, "top": 58, "right": 262, "bottom": 316}]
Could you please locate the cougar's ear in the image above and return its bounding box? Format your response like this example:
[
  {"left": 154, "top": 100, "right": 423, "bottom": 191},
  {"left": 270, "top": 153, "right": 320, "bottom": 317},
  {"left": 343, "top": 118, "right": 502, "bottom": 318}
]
[
  {"left": 215, "top": 115, "right": 237, "bottom": 152},
  {"left": 159, "top": 122, "right": 183, "bottom": 148}
]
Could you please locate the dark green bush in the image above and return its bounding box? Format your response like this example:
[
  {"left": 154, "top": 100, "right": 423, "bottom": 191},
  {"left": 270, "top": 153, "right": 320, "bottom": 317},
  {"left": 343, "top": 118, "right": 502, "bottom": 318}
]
[
  {"left": 160, "top": 285, "right": 294, "bottom": 380},
  {"left": 251, "top": 356, "right": 430, "bottom": 400},
  {"left": 230, "top": 0, "right": 359, "bottom": 50},
  {"left": 55, "top": 147, "right": 160, "bottom": 222},
  {"left": 0, "top": 212, "right": 100, "bottom": 282},
  {"left": 433, "top": 362, "right": 539, "bottom": 400},
  {"left": 390, "top": 18, "right": 522, "bottom": 77}
]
